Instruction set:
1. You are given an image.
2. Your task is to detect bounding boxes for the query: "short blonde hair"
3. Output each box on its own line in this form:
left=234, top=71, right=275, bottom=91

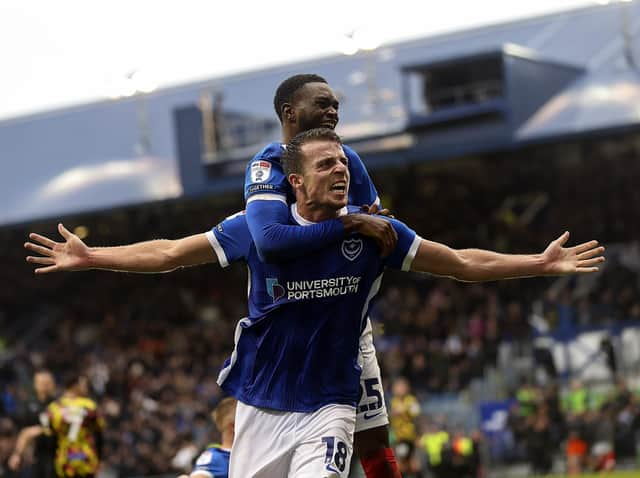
left=211, top=397, right=237, bottom=432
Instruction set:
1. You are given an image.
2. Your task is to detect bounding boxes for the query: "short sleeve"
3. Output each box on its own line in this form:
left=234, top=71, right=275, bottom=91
left=383, top=218, right=421, bottom=271
left=191, top=449, right=215, bottom=476
left=206, top=211, right=252, bottom=268
left=343, top=145, right=380, bottom=207
left=244, top=145, right=289, bottom=203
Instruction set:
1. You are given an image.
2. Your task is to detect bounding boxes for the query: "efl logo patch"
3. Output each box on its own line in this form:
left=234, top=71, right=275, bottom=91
left=341, top=238, right=363, bottom=261
left=250, top=160, right=271, bottom=183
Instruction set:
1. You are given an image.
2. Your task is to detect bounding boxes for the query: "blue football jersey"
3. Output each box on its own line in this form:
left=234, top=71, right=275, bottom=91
left=206, top=205, right=420, bottom=412
left=244, top=142, right=380, bottom=207
left=191, top=444, right=230, bottom=478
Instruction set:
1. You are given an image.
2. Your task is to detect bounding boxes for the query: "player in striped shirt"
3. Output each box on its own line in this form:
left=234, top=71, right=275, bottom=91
left=46, top=373, right=104, bottom=478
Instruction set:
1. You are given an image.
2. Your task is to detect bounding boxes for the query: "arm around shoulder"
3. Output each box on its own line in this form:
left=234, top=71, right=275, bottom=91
left=245, top=199, right=345, bottom=262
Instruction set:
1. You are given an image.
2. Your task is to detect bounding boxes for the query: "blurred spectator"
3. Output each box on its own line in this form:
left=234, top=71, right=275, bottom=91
left=525, top=410, right=553, bottom=475
left=565, top=429, right=588, bottom=475
left=0, top=419, right=18, bottom=478
left=8, top=369, right=57, bottom=478
left=515, top=381, right=538, bottom=419
left=563, top=380, right=589, bottom=416
left=390, top=377, right=421, bottom=476
left=591, top=441, right=616, bottom=473
left=450, top=430, right=478, bottom=478
left=600, top=336, right=617, bottom=379
left=418, top=422, right=449, bottom=478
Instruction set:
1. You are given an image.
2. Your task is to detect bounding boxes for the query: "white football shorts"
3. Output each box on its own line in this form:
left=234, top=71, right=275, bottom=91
left=230, top=401, right=356, bottom=478
left=355, top=318, right=389, bottom=433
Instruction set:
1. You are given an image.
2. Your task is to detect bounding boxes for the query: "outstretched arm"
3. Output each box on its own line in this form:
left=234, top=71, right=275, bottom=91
left=410, top=231, right=605, bottom=281
left=25, top=223, right=217, bottom=274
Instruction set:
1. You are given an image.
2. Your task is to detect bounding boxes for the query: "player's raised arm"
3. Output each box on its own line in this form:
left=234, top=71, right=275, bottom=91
left=409, top=231, right=605, bottom=281
left=25, top=223, right=217, bottom=274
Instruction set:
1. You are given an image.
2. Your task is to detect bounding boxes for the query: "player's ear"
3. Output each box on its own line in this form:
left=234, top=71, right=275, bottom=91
left=282, top=103, right=295, bottom=123
left=288, top=172, right=303, bottom=189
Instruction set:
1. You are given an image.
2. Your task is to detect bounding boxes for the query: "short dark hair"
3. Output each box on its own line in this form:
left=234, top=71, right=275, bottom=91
left=273, top=74, right=328, bottom=122
left=62, top=370, right=87, bottom=390
left=281, top=128, right=342, bottom=176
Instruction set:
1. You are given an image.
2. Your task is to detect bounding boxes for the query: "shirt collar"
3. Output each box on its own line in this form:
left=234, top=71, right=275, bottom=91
left=291, top=203, right=348, bottom=226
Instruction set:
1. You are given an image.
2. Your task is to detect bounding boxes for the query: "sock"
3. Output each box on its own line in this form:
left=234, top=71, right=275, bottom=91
left=360, top=447, right=402, bottom=478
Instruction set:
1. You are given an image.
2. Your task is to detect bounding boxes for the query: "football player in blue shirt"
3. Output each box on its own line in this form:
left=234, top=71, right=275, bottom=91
left=244, top=74, right=402, bottom=478
left=26, top=128, right=605, bottom=477
left=178, top=398, right=236, bottom=478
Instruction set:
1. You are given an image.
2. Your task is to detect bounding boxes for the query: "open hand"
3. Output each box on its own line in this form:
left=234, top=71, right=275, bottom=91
left=25, top=223, right=91, bottom=274
left=541, top=231, right=605, bottom=275
left=8, top=452, right=21, bottom=471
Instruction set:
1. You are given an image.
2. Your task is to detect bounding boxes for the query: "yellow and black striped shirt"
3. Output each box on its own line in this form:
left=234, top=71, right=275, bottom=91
left=46, top=396, right=104, bottom=477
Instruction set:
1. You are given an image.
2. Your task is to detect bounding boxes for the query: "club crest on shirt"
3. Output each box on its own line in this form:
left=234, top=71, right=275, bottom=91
left=341, top=238, right=363, bottom=261
left=250, top=160, right=271, bottom=183
left=266, top=278, right=285, bottom=302
left=195, top=450, right=213, bottom=465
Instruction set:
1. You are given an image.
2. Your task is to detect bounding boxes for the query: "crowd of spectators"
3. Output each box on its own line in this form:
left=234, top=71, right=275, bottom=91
left=503, top=379, right=640, bottom=475
left=0, top=134, right=639, bottom=477
left=2, top=270, right=244, bottom=477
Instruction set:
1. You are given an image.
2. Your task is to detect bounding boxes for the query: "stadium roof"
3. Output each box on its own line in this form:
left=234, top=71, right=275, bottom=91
left=517, top=69, right=640, bottom=142
left=2, top=2, right=640, bottom=226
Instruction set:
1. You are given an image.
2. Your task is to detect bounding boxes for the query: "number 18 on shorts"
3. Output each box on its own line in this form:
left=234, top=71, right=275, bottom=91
left=230, top=402, right=355, bottom=477
left=322, top=436, right=350, bottom=475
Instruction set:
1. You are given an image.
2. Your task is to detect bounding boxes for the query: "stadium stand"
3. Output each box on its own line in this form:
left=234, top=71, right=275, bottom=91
left=2, top=3, right=640, bottom=477
left=2, top=130, right=640, bottom=477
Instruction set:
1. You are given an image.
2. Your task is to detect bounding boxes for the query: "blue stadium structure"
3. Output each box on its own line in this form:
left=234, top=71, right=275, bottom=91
left=4, top=5, right=640, bottom=478
left=2, top=2, right=640, bottom=226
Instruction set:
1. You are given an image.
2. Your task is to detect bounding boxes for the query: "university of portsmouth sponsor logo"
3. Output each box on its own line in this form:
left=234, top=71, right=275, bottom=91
left=285, top=276, right=361, bottom=300
left=250, top=160, right=271, bottom=183
left=266, top=278, right=285, bottom=302
left=341, top=238, right=363, bottom=262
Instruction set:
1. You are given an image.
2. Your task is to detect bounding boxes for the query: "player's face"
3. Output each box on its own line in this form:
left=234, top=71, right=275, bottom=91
left=76, top=376, right=89, bottom=396
left=34, top=372, right=55, bottom=399
left=298, top=140, right=349, bottom=210
left=292, top=83, right=340, bottom=132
